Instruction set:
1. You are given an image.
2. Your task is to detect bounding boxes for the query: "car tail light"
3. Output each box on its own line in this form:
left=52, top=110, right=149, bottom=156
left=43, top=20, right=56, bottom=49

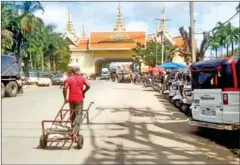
left=223, top=93, right=228, bottom=105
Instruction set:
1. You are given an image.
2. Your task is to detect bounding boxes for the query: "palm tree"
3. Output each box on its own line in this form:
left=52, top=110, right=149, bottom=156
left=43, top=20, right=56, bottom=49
left=14, top=1, right=44, bottom=68
left=17, top=2, right=44, bottom=35
left=207, top=36, right=220, bottom=58
left=1, top=2, right=18, bottom=53
left=224, top=23, right=238, bottom=56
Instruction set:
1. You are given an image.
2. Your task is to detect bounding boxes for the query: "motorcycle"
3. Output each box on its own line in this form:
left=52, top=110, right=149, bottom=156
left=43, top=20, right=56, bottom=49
left=168, top=80, right=182, bottom=103
left=162, top=77, right=172, bottom=99
left=143, top=76, right=151, bottom=87
left=179, top=85, right=192, bottom=116
left=111, top=73, right=116, bottom=82
left=179, top=74, right=192, bottom=116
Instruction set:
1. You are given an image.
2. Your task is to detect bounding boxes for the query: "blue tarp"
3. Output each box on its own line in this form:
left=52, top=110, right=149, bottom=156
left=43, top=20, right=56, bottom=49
left=159, top=62, right=186, bottom=69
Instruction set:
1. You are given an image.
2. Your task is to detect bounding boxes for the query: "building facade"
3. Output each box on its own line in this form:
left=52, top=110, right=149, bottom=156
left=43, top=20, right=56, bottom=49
left=64, top=4, right=187, bottom=74
left=63, top=3, right=146, bottom=74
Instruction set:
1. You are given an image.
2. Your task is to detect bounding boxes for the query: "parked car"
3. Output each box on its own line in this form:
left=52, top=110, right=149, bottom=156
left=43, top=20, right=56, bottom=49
left=37, top=73, right=52, bottom=86
left=100, top=68, right=110, bottom=80
left=52, top=74, right=65, bottom=85
left=26, top=71, right=39, bottom=85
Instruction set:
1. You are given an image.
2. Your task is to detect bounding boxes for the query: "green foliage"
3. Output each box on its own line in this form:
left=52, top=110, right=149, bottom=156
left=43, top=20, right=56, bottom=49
left=132, top=40, right=178, bottom=67
left=1, top=1, right=70, bottom=72
left=229, top=48, right=240, bottom=57
left=205, top=22, right=240, bottom=57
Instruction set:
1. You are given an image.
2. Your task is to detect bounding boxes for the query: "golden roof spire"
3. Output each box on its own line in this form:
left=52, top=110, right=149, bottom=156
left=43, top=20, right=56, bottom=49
left=65, top=9, right=75, bottom=35
left=161, top=7, right=166, bottom=21
left=159, top=7, right=168, bottom=33
left=81, top=23, right=87, bottom=39
left=113, top=2, right=126, bottom=32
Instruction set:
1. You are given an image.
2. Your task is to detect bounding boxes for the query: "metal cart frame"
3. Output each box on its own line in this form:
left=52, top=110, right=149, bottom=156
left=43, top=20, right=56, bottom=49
left=39, top=102, right=94, bottom=149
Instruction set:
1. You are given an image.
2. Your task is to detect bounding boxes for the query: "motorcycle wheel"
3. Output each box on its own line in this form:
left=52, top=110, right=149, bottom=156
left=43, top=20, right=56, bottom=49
left=187, top=109, right=192, bottom=117
left=163, top=93, right=169, bottom=99
left=169, top=96, right=174, bottom=103
left=174, top=99, right=181, bottom=108
left=180, top=104, right=189, bottom=113
left=143, top=82, right=147, bottom=87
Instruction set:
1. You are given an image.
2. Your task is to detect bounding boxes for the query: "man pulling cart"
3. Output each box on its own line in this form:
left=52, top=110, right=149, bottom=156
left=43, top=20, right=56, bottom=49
left=63, top=65, right=90, bottom=137
left=39, top=65, right=91, bottom=149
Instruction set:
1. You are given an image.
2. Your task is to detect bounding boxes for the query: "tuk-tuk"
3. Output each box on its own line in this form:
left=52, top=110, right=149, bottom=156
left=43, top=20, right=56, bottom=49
left=188, top=57, right=240, bottom=130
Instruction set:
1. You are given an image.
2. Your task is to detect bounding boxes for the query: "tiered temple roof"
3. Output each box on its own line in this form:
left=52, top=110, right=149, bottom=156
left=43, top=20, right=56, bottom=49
left=64, top=3, right=145, bottom=51
left=63, top=4, right=186, bottom=51
left=113, top=2, right=126, bottom=32
left=155, top=7, right=174, bottom=45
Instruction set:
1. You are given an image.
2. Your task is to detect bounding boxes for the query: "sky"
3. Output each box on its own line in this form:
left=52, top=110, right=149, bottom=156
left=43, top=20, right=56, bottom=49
left=35, top=1, right=239, bottom=58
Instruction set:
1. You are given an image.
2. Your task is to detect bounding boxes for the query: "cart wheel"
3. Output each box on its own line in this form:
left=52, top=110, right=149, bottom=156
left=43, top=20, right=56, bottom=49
left=40, top=135, right=47, bottom=149
left=77, top=134, right=84, bottom=149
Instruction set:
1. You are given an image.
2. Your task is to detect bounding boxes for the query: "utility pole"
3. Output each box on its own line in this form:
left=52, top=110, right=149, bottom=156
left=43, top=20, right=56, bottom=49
left=190, top=2, right=196, bottom=63
left=155, top=39, right=158, bottom=67
left=161, top=31, right=164, bottom=64
left=154, top=15, right=171, bottom=65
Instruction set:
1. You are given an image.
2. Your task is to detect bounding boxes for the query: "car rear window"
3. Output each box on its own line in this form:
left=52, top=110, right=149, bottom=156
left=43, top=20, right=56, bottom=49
left=40, top=74, right=49, bottom=78
left=55, top=74, right=63, bottom=78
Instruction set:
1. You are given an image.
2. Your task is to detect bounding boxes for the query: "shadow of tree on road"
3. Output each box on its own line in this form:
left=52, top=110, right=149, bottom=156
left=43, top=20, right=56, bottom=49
left=153, top=92, right=240, bottom=157
left=83, top=105, right=239, bottom=164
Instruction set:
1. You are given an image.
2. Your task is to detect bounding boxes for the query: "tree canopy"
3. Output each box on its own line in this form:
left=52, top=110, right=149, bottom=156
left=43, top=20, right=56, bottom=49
left=132, top=40, right=178, bottom=67
left=1, top=1, right=70, bottom=72
left=205, top=22, right=240, bottom=57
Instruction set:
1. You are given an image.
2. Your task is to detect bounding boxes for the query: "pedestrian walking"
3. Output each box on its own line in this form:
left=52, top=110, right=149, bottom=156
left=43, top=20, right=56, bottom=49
left=60, top=72, right=68, bottom=89
left=63, top=66, right=90, bottom=137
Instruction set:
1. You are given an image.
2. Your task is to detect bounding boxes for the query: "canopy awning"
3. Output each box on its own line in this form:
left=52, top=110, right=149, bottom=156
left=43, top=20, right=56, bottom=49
left=159, top=62, right=185, bottom=69
left=147, top=67, right=165, bottom=73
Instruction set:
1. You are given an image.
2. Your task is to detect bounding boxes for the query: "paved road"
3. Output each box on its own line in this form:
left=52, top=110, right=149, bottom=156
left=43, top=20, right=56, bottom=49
left=2, top=80, right=239, bottom=164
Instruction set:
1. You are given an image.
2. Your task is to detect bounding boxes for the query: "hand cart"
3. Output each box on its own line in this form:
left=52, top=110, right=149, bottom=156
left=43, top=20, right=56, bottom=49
left=39, top=102, right=94, bottom=149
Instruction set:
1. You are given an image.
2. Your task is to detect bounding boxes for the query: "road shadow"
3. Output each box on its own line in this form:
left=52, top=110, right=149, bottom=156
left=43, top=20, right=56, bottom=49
left=152, top=89, right=240, bottom=158
left=82, top=105, right=239, bottom=164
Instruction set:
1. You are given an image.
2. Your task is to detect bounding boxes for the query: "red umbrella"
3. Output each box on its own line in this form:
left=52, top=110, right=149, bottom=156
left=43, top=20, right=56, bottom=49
left=148, top=67, right=165, bottom=73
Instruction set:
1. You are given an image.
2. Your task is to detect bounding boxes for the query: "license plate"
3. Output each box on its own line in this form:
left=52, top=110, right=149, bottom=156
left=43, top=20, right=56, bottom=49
left=201, top=108, right=216, bottom=116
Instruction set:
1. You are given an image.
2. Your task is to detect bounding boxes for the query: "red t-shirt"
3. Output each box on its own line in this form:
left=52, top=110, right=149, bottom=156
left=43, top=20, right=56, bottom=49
left=65, top=75, right=87, bottom=102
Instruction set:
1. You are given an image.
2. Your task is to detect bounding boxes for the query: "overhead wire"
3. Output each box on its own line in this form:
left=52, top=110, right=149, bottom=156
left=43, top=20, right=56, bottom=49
left=194, top=10, right=240, bottom=35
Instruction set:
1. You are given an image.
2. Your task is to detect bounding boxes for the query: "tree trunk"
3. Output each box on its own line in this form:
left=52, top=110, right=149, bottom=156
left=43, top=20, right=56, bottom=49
left=46, top=55, right=51, bottom=71
left=215, top=49, right=218, bottom=58
left=53, top=56, right=56, bottom=71
left=226, top=45, right=229, bottom=56
left=231, top=42, right=234, bottom=56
